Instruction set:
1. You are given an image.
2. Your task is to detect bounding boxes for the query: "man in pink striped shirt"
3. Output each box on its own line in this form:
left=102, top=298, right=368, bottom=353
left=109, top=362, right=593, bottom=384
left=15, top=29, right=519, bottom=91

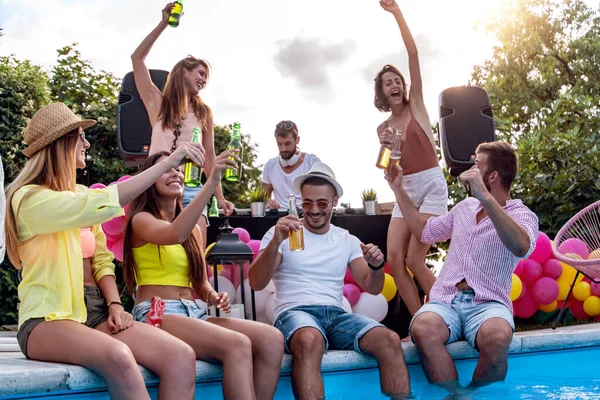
left=386, top=141, right=538, bottom=390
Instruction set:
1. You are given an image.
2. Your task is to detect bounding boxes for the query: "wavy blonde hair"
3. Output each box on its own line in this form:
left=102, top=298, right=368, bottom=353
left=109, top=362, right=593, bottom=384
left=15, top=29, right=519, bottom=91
left=4, top=132, right=79, bottom=268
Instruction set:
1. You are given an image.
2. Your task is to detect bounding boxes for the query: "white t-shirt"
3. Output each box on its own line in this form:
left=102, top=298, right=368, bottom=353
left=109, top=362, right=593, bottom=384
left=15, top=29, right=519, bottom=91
left=261, top=153, right=321, bottom=208
left=260, top=224, right=364, bottom=318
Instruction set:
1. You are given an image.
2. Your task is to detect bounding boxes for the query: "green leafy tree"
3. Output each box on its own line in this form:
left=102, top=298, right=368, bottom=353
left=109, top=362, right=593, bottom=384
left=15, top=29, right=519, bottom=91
left=470, top=0, right=600, bottom=235
left=51, top=44, right=134, bottom=186
left=213, top=124, right=262, bottom=208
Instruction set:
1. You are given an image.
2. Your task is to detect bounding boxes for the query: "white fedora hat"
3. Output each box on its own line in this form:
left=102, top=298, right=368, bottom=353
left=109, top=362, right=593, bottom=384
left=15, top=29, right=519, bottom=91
left=293, top=162, right=343, bottom=197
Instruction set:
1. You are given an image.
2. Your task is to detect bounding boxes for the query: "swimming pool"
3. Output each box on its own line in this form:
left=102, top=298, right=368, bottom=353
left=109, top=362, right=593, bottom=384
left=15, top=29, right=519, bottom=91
left=7, top=345, right=599, bottom=399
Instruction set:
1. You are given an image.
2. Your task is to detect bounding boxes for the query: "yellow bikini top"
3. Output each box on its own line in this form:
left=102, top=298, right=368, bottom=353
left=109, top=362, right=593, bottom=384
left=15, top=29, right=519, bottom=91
left=132, top=242, right=192, bottom=288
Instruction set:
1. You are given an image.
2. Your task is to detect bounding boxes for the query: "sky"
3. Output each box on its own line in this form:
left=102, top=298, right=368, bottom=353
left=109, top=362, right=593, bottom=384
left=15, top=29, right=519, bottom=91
left=1, top=0, right=594, bottom=207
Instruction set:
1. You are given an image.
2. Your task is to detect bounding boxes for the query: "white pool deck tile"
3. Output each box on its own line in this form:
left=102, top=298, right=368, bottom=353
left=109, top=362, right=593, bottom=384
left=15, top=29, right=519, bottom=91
left=1, top=323, right=599, bottom=397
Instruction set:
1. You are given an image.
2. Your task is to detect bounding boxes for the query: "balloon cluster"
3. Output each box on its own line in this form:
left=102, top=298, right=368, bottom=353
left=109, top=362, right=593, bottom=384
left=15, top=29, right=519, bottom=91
left=511, top=232, right=600, bottom=321
left=90, top=175, right=133, bottom=261
left=342, top=263, right=399, bottom=322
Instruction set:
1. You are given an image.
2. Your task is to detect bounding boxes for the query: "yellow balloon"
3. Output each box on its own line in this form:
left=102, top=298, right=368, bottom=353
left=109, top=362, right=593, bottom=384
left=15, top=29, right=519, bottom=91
left=558, top=263, right=584, bottom=284
left=204, top=242, right=216, bottom=257
left=380, top=273, right=397, bottom=302
left=539, top=300, right=558, bottom=313
left=510, top=273, right=523, bottom=301
left=583, top=296, right=600, bottom=317
left=589, top=249, right=600, bottom=260
left=557, top=280, right=571, bottom=301
left=573, top=281, right=591, bottom=301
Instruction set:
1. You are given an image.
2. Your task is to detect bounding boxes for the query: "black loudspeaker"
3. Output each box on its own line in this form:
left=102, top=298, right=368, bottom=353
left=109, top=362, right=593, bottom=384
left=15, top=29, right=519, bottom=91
left=438, top=86, right=495, bottom=177
left=117, top=69, right=169, bottom=166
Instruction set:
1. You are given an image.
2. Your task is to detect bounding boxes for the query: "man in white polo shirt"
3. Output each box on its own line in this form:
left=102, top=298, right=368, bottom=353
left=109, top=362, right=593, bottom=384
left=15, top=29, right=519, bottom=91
left=261, top=120, right=321, bottom=210
left=250, top=162, right=410, bottom=399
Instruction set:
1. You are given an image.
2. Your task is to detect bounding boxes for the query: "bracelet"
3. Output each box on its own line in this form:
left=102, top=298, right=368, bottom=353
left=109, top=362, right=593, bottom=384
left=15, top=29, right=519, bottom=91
left=107, top=301, right=124, bottom=309
left=206, top=289, right=216, bottom=305
left=368, top=261, right=385, bottom=271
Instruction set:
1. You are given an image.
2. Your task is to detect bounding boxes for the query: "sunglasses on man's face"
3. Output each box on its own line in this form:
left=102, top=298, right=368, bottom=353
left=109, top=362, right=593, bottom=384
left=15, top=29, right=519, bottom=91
left=301, top=200, right=330, bottom=210
left=276, top=121, right=295, bottom=130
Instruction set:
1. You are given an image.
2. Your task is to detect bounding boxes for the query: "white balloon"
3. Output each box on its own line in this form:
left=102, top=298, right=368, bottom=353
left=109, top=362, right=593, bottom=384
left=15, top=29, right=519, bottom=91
left=341, top=296, right=353, bottom=313
left=264, top=293, right=277, bottom=324
left=234, top=279, right=273, bottom=318
left=352, top=293, right=388, bottom=322
left=209, top=275, right=235, bottom=301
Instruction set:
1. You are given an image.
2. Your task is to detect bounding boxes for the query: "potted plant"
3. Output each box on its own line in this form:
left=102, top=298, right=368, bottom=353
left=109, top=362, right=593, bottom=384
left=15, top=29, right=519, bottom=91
left=249, top=188, right=269, bottom=217
left=361, top=189, right=378, bottom=216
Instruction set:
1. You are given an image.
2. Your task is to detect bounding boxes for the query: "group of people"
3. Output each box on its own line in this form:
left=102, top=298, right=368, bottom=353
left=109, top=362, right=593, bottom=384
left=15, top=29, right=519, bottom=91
left=0, top=0, right=540, bottom=399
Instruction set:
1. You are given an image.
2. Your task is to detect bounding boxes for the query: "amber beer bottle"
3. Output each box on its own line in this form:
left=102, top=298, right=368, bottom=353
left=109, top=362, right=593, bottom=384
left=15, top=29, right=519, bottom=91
left=287, top=194, right=304, bottom=251
left=224, top=122, right=243, bottom=182
left=184, top=127, right=202, bottom=187
left=386, top=129, right=402, bottom=178
left=168, top=0, right=183, bottom=28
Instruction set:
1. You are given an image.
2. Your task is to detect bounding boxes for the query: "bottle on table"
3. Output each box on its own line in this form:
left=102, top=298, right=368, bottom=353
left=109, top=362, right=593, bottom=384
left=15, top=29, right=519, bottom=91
left=209, top=196, right=219, bottom=217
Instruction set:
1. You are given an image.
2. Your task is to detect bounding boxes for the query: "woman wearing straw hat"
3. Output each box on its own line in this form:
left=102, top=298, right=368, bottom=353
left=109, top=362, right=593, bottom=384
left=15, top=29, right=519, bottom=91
left=131, top=2, right=235, bottom=249
left=4, top=103, right=206, bottom=399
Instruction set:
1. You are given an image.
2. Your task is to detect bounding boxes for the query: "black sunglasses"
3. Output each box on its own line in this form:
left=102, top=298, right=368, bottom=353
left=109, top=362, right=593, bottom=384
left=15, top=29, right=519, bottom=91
left=276, top=121, right=295, bottom=130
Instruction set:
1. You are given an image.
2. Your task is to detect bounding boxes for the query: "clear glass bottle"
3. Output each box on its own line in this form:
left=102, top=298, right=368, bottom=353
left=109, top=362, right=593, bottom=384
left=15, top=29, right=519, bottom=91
left=287, top=194, right=304, bottom=251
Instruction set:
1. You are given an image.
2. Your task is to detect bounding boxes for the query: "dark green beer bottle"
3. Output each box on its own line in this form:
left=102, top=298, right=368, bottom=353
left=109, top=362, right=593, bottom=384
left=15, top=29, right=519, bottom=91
left=224, top=122, right=243, bottom=182
left=168, top=0, right=183, bottom=28
left=184, top=127, right=202, bottom=187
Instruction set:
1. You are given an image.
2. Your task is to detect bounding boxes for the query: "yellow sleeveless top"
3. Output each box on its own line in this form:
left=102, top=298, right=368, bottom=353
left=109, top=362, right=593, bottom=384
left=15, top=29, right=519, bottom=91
left=133, top=243, right=192, bottom=288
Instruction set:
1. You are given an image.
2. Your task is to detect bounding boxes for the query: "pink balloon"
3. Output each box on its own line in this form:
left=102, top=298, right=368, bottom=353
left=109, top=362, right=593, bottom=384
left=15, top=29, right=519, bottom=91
left=521, top=259, right=543, bottom=286
left=247, top=240, right=261, bottom=261
left=110, top=237, right=124, bottom=262
left=514, top=293, right=538, bottom=318
left=531, top=277, right=559, bottom=305
left=102, top=216, right=126, bottom=236
left=542, top=259, right=563, bottom=280
left=590, top=282, right=600, bottom=297
left=514, top=259, right=525, bottom=276
left=529, top=232, right=552, bottom=263
left=517, top=283, right=527, bottom=301
left=345, top=268, right=357, bottom=285
left=232, top=227, right=251, bottom=244
left=89, top=183, right=106, bottom=190
left=558, top=238, right=590, bottom=259
left=117, top=175, right=132, bottom=183
left=343, top=284, right=361, bottom=306
left=123, top=204, right=131, bottom=216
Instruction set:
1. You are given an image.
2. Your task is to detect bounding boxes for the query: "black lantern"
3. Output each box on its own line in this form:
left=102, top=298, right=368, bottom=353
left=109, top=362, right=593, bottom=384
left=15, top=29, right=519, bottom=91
left=205, top=219, right=256, bottom=319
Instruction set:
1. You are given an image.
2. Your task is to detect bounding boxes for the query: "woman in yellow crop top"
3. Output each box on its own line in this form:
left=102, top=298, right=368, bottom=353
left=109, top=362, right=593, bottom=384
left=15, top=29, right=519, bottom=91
left=124, top=151, right=285, bottom=400
left=373, top=0, right=449, bottom=318
left=4, top=103, right=206, bottom=399
left=131, top=2, right=235, bottom=248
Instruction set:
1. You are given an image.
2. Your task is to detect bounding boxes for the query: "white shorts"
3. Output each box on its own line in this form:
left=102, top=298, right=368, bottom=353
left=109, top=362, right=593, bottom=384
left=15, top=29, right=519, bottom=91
left=392, top=166, right=448, bottom=218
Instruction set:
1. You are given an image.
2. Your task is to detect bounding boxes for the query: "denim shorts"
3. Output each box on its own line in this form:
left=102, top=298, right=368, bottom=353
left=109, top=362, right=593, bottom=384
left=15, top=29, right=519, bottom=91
left=132, top=298, right=209, bottom=323
left=274, top=305, right=384, bottom=354
left=410, top=290, right=514, bottom=349
left=392, top=166, right=448, bottom=218
left=182, top=184, right=209, bottom=225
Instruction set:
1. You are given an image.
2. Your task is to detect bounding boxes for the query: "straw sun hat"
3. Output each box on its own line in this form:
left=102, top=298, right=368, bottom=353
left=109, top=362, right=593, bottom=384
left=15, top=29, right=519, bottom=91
left=22, top=103, right=96, bottom=158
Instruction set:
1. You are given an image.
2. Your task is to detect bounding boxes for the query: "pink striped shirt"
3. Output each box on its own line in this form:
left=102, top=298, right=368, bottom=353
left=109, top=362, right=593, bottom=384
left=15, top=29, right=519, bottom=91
left=423, top=197, right=539, bottom=311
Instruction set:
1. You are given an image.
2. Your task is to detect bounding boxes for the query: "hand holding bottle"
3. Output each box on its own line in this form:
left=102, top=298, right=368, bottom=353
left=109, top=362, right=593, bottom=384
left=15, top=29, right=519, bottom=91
left=168, top=142, right=206, bottom=169
left=161, top=2, right=175, bottom=25
left=378, top=125, right=395, bottom=146
left=208, top=149, right=240, bottom=182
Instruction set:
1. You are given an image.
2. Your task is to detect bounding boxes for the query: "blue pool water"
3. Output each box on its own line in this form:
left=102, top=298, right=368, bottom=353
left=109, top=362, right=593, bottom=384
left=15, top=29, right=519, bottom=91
left=9, top=346, right=600, bottom=399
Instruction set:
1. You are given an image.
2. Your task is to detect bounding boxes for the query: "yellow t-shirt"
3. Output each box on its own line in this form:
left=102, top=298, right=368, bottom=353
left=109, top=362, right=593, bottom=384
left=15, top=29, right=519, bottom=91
left=13, top=184, right=124, bottom=328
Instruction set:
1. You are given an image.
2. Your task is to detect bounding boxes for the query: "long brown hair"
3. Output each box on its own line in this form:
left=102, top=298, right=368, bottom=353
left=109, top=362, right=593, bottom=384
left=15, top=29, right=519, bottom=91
left=158, top=56, right=213, bottom=134
left=122, top=152, right=205, bottom=295
left=373, top=64, right=409, bottom=112
left=5, top=132, right=79, bottom=268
